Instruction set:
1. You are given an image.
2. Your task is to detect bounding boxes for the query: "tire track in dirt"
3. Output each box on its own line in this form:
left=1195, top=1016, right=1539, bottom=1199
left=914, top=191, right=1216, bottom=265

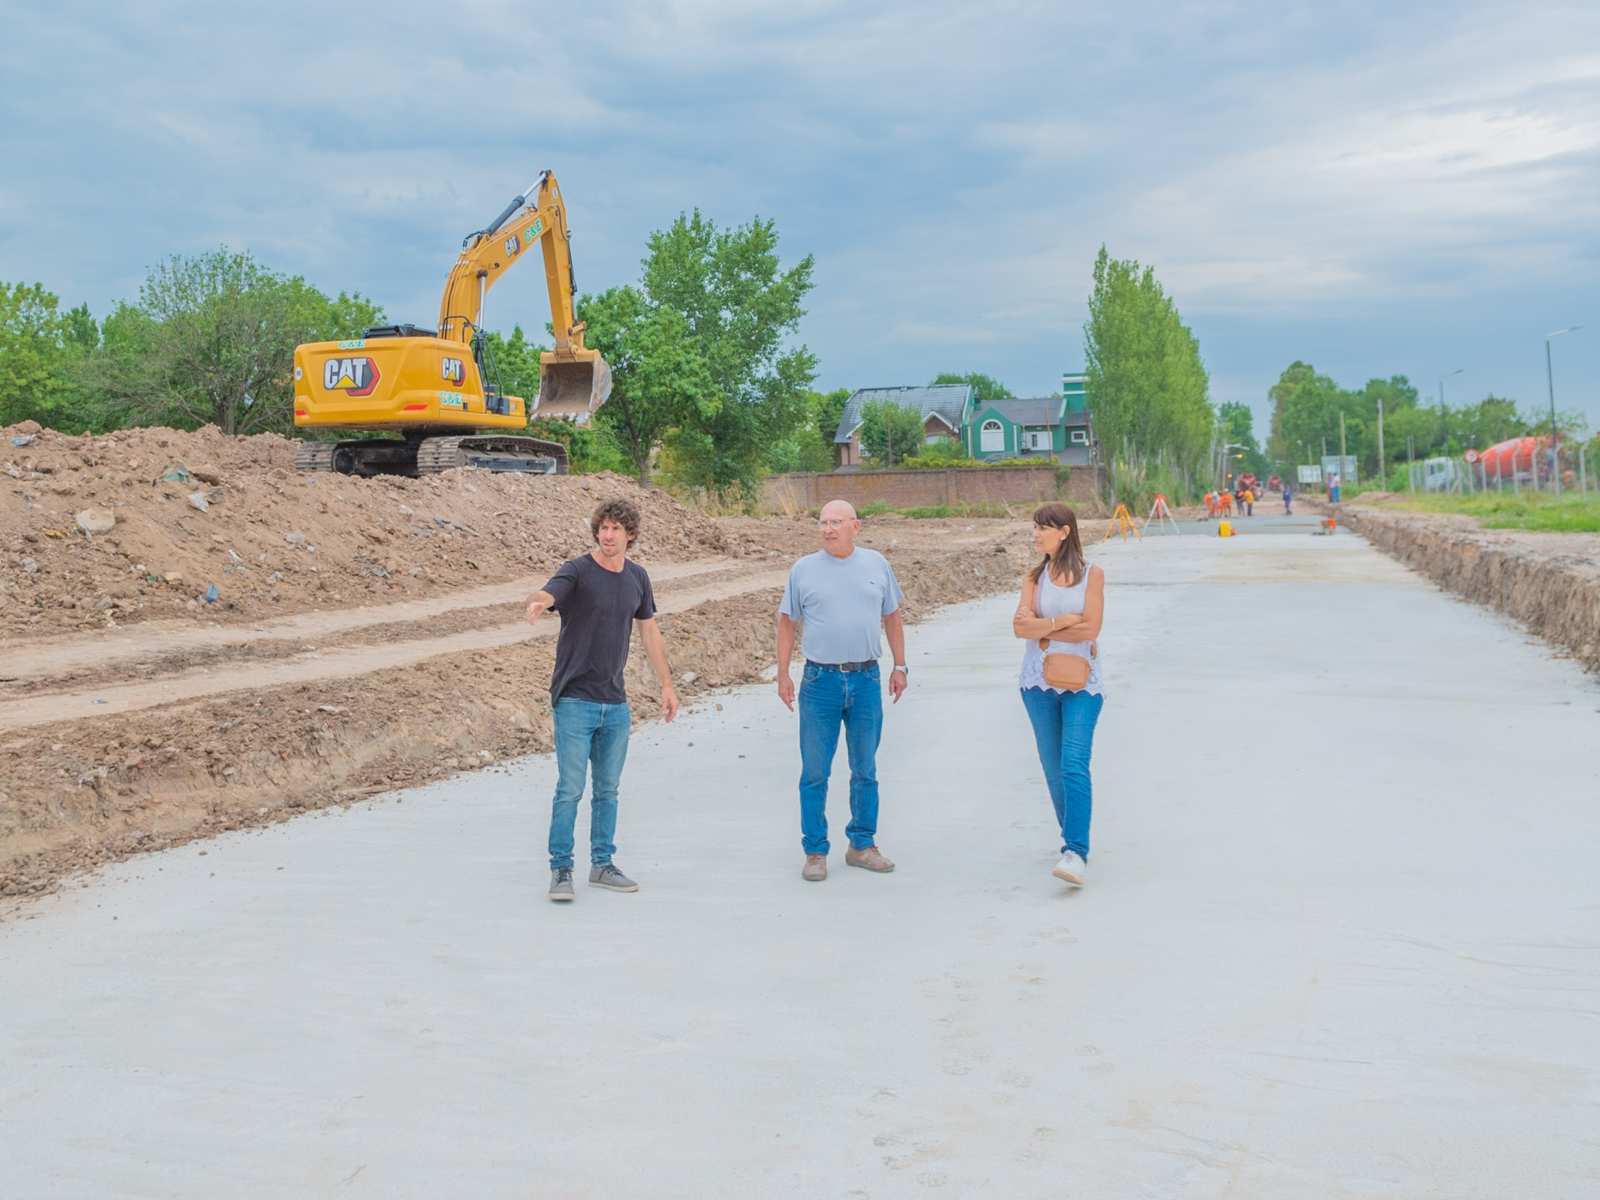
left=1, top=565, right=794, bottom=733
left=0, top=557, right=734, bottom=683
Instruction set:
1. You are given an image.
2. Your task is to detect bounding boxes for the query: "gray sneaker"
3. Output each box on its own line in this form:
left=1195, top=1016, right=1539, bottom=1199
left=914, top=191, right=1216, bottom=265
left=589, top=863, right=639, bottom=892
left=548, top=867, right=575, bottom=902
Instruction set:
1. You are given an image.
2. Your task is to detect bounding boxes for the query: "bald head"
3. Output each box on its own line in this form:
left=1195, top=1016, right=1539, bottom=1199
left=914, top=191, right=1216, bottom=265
left=820, top=499, right=857, bottom=522
left=818, top=498, right=861, bottom=557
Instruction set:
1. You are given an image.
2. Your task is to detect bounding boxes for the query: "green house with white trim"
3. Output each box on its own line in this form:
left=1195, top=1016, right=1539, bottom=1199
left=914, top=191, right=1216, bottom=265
left=964, top=373, right=1095, bottom=465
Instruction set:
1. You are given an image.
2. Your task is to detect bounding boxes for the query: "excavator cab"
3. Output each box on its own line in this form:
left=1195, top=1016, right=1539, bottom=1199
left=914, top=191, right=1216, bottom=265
left=536, top=348, right=612, bottom=422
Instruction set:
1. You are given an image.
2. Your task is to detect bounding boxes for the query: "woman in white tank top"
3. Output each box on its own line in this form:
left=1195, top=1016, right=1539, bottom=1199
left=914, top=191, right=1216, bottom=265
left=1011, top=503, right=1105, bottom=888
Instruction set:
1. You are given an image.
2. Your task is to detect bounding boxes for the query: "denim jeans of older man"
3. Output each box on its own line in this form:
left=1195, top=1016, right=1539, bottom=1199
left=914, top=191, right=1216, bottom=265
left=797, top=662, right=883, bottom=856
left=548, top=696, right=631, bottom=871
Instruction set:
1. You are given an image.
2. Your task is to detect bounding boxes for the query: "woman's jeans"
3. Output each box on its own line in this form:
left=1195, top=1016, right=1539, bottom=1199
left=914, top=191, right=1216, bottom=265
left=548, top=697, right=631, bottom=870
left=1019, top=688, right=1105, bottom=859
left=798, top=662, right=883, bottom=855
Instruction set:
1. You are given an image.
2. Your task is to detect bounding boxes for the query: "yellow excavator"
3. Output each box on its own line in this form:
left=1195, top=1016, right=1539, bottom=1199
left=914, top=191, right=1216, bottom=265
left=291, top=170, right=611, bottom=475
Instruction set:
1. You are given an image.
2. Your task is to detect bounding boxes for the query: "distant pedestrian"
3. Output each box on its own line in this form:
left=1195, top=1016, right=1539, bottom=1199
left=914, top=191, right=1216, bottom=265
left=1282, top=483, right=1293, bottom=514
left=525, top=499, right=680, bottom=903
left=1243, top=488, right=1255, bottom=516
left=776, top=500, right=908, bottom=882
left=1328, top=472, right=1342, bottom=505
left=1013, top=503, right=1105, bottom=889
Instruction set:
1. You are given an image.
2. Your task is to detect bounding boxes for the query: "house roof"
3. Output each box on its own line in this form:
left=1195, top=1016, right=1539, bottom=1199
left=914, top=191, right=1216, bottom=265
left=835, top=385, right=972, bottom=443
left=982, top=396, right=1065, bottom=427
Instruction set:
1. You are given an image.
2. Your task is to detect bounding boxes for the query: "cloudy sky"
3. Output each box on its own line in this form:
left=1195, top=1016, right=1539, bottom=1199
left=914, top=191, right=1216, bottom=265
left=3, top=1, right=1597, bottom=440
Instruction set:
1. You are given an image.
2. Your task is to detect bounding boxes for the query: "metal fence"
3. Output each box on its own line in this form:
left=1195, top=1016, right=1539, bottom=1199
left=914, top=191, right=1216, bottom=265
left=1400, top=443, right=1594, bottom=496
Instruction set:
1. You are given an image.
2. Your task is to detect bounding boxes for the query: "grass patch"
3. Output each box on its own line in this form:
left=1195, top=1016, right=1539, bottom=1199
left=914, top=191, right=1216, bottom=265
left=895, top=502, right=1016, bottom=519
left=1387, top=491, right=1600, bottom=533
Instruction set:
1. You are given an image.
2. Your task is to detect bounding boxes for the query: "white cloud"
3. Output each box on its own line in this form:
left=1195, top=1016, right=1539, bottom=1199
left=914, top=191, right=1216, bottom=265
left=2, top=0, right=1597, bottom=420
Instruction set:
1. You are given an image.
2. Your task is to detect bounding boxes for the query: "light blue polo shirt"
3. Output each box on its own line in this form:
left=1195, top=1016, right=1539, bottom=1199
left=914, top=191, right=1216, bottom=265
left=779, top=547, right=904, bottom=664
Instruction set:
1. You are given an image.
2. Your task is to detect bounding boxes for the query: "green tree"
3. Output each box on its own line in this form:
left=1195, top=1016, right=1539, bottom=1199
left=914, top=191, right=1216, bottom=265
left=580, top=285, right=711, bottom=485
left=117, top=250, right=382, bottom=435
left=812, top=386, right=851, bottom=448
left=1453, top=395, right=1524, bottom=449
left=480, top=324, right=544, bottom=402
left=930, top=371, right=1011, bottom=404
left=1216, top=401, right=1267, bottom=478
left=643, top=211, right=817, bottom=496
left=1266, top=361, right=1360, bottom=469
left=0, top=281, right=70, bottom=430
left=860, top=398, right=923, bottom=465
left=1083, top=246, right=1212, bottom=489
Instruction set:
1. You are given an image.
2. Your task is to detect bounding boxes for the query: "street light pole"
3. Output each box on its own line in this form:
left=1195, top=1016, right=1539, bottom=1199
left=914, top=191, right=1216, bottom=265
left=1437, top=367, right=1463, bottom=409
left=1546, top=325, right=1581, bottom=495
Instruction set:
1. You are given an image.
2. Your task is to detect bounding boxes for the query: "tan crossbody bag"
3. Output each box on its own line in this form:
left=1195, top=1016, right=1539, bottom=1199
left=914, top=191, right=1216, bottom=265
left=1038, top=636, right=1098, bottom=691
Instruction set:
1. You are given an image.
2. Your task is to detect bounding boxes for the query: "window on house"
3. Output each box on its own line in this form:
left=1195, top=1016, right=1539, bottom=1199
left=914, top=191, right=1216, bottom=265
left=979, top=419, right=1003, bottom=453
left=1070, top=429, right=1089, bottom=445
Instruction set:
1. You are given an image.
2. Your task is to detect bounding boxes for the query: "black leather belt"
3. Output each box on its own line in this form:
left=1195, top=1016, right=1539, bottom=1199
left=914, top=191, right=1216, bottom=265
left=806, top=659, right=877, bottom=673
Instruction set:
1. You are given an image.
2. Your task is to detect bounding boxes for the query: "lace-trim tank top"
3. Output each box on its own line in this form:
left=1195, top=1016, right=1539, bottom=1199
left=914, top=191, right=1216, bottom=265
left=1018, top=567, right=1103, bottom=696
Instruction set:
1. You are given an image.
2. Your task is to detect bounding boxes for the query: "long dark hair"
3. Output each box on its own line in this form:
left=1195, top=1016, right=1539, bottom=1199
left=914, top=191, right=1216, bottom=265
left=1029, top=502, right=1086, bottom=586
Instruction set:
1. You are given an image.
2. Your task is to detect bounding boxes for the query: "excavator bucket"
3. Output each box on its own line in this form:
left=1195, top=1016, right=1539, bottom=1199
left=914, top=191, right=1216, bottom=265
left=535, top=349, right=612, bottom=421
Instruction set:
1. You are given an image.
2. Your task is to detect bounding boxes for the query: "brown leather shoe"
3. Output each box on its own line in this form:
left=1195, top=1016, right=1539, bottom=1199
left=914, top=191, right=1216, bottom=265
left=845, top=845, right=895, bottom=873
left=802, top=854, right=827, bottom=882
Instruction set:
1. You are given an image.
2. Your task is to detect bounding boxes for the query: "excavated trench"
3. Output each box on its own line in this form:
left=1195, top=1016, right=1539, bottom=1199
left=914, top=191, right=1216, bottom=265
left=1334, top=505, right=1600, bottom=675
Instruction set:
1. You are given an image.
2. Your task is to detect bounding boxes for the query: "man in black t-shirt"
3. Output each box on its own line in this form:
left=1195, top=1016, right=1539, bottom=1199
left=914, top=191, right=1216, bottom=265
left=526, top=499, right=679, bottom=902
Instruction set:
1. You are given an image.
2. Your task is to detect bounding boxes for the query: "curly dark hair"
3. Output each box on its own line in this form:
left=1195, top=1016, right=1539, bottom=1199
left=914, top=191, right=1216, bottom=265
left=590, top=498, right=641, bottom=547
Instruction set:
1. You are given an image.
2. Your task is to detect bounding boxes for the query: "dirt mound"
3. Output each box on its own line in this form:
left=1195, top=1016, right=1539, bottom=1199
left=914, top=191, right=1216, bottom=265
left=1, top=422, right=730, bottom=640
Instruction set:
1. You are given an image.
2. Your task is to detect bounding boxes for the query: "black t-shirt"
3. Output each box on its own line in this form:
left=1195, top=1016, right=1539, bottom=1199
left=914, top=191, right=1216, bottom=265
left=543, top=554, right=657, bottom=704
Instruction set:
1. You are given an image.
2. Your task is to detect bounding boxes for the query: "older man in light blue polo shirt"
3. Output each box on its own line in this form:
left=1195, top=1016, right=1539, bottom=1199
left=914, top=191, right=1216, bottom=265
left=776, top=499, right=908, bottom=882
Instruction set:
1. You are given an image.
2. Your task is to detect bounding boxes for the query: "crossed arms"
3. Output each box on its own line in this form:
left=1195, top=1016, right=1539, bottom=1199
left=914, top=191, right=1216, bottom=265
left=1012, top=567, right=1104, bottom=644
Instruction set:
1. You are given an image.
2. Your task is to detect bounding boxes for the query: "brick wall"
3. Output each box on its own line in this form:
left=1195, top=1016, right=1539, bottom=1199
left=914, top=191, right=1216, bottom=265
left=761, top=465, right=1104, bottom=514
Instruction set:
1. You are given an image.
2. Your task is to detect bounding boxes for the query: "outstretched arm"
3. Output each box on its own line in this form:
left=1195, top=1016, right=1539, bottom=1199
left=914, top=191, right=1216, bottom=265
left=525, top=589, right=556, bottom=623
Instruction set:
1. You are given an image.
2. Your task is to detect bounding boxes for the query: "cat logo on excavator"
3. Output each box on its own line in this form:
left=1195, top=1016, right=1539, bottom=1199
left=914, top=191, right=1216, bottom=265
left=323, top=356, right=381, bottom=396
left=442, top=356, right=466, bottom=385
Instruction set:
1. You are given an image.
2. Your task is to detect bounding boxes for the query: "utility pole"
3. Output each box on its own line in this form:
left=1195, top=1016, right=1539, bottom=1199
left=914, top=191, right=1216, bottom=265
left=1546, top=325, right=1582, bottom=495
left=1339, top=412, right=1348, bottom=482
left=1376, top=397, right=1385, bottom=485
left=1407, top=435, right=1416, bottom=493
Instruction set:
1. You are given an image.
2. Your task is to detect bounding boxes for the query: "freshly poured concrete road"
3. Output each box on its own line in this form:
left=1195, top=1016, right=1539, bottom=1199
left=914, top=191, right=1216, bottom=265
left=5, top=517, right=1600, bottom=1198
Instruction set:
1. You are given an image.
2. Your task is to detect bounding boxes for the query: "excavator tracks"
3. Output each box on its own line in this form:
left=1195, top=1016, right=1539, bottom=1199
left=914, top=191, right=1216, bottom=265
left=292, top=435, right=569, bottom=476
left=416, top=435, right=568, bottom=476
left=293, top=441, right=339, bottom=472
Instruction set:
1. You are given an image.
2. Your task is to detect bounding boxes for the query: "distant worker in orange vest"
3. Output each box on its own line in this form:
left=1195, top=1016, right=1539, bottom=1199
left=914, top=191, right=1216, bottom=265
left=1217, top=489, right=1233, bottom=516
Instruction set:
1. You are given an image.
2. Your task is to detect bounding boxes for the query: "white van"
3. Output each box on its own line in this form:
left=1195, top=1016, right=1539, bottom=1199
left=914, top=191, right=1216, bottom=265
left=1422, top=457, right=1458, bottom=492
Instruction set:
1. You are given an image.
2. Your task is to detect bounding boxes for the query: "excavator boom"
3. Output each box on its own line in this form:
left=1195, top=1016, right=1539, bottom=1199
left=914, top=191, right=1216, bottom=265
left=436, top=171, right=609, bottom=421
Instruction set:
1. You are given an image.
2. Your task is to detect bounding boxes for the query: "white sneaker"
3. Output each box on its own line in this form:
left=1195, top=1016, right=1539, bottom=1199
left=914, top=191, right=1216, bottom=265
left=1052, top=852, right=1086, bottom=887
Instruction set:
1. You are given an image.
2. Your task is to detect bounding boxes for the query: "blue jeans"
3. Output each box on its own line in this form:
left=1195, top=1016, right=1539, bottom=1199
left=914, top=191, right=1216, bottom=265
left=548, top=697, right=631, bottom=870
left=797, top=663, right=883, bottom=855
left=1020, top=687, right=1105, bottom=859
